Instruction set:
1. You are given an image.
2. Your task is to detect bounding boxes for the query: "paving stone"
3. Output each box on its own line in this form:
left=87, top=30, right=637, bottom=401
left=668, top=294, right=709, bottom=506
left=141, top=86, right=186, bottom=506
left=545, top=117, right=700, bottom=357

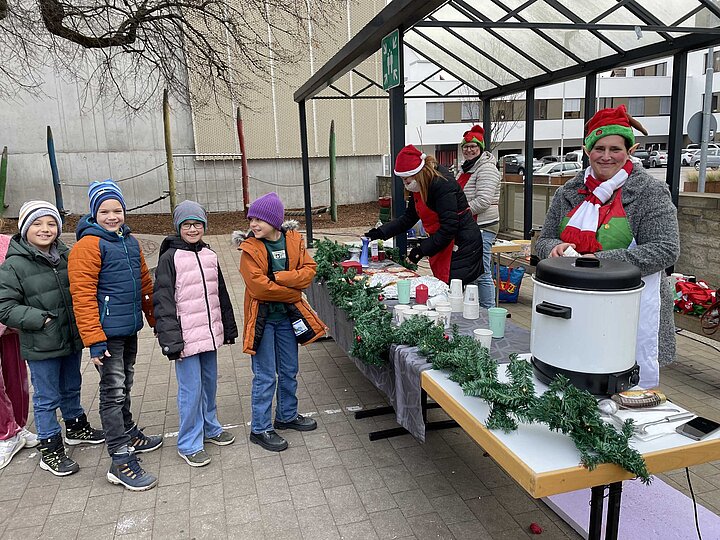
left=280, top=445, right=312, bottom=465
left=359, top=487, right=398, bottom=513
left=316, top=465, right=353, bottom=489
left=17, top=485, right=59, bottom=508
left=256, top=475, right=292, bottom=505
left=1, top=526, right=42, bottom=540
left=153, top=510, right=191, bottom=538
left=296, top=503, right=341, bottom=540
left=339, top=447, right=374, bottom=470
left=336, top=519, right=381, bottom=540
left=378, top=465, right=421, bottom=494
left=392, top=489, right=435, bottom=518
left=119, top=485, right=158, bottom=513
left=80, top=493, right=122, bottom=527
left=466, top=496, right=517, bottom=533
left=406, top=511, right=455, bottom=539
left=446, top=518, right=493, bottom=539
left=225, top=494, right=262, bottom=526
left=76, top=523, right=116, bottom=540
left=189, top=483, right=226, bottom=516
left=252, top=453, right=285, bottom=480
left=284, top=460, right=319, bottom=486
left=0, top=472, right=32, bottom=501
left=368, top=507, right=414, bottom=539
left=41, top=510, right=84, bottom=539
left=325, top=484, right=368, bottom=525
left=290, top=480, right=327, bottom=509
left=155, top=482, right=190, bottom=516
left=189, top=511, right=227, bottom=539
left=310, top=447, right=343, bottom=469
left=48, top=485, right=91, bottom=515
left=348, top=466, right=386, bottom=492
left=260, top=500, right=300, bottom=534
left=7, top=502, right=50, bottom=530
left=221, top=465, right=257, bottom=498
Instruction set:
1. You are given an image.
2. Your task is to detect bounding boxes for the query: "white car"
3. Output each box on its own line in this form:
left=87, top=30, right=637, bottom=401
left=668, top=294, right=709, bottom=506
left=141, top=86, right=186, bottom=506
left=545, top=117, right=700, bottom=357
left=534, top=162, right=582, bottom=176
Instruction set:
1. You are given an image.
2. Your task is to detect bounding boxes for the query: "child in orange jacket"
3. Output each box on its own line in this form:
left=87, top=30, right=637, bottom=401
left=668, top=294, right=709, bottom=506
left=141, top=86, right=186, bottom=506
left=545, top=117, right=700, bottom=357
left=236, top=192, right=325, bottom=452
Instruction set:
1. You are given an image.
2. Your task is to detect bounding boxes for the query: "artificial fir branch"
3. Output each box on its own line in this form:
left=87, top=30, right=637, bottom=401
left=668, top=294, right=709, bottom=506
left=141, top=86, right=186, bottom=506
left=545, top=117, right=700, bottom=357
left=312, top=239, right=650, bottom=482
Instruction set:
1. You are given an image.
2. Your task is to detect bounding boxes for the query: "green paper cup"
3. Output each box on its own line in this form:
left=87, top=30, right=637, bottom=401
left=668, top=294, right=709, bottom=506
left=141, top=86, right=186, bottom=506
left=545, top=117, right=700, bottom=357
left=397, top=279, right=411, bottom=304
left=487, top=307, right=508, bottom=338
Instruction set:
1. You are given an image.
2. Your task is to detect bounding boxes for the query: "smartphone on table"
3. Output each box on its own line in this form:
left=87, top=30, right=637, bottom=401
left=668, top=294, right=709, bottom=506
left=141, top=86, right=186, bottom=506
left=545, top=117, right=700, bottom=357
left=675, top=416, right=720, bottom=441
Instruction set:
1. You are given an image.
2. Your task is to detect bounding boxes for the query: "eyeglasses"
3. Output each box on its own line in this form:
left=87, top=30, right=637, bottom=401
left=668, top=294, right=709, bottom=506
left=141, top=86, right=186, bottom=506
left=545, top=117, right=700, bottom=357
left=180, top=222, right=204, bottom=231
left=463, top=144, right=480, bottom=151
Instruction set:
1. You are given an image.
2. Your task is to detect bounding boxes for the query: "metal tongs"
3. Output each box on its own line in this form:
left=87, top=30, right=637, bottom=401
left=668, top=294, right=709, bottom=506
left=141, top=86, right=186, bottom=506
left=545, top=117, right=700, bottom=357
left=632, top=412, right=695, bottom=435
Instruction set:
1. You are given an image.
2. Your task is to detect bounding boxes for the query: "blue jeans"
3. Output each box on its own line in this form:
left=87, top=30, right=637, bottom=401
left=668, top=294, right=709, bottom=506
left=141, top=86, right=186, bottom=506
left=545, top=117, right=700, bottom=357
left=175, top=350, right=223, bottom=455
left=477, top=228, right=497, bottom=309
left=96, top=335, right=137, bottom=455
left=251, top=318, right=299, bottom=434
left=26, top=352, right=85, bottom=439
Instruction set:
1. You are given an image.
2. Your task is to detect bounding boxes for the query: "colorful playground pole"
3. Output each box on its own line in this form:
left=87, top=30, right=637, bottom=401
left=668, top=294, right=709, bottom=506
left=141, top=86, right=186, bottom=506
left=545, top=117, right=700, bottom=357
left=46, top=127, right=65, bottom=213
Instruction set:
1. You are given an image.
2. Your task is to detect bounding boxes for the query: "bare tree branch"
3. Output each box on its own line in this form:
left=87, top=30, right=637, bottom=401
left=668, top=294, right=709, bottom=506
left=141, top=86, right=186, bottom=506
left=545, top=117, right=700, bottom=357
left=0, top=0, right=346, bottom=110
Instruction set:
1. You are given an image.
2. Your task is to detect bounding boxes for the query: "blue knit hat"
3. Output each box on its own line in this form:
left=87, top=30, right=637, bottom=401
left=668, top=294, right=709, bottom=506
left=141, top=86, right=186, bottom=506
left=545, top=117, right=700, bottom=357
left=247, top=192, right=284, bottom=230
left=88, top=179, right=126, bottom=218
left=173, top=200, right=207, bottom=234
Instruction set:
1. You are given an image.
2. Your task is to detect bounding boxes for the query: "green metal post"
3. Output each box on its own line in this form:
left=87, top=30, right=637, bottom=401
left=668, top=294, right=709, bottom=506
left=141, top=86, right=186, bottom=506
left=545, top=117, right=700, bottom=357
left=329, top=120, right=337, bottom=222
left=0, top=146, right=8, bottom=216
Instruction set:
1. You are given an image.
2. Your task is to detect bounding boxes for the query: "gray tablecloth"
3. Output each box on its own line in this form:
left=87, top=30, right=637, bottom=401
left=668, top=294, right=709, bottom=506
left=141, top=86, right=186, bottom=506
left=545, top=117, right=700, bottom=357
left=307, top=280, right=530, bottom=441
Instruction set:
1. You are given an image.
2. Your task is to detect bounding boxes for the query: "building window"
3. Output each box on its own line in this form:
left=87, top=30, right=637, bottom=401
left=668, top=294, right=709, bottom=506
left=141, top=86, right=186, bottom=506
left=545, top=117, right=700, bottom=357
left=461, top=101, right=480, bottom=122
left=704, top=51, right=720, bottom=72
left=534, top=99, right=548, bottom=120
left=659, top=97, right=671, bottom=116
left=599, top=97, right=613, bottom=109
left=611, top=68, right=626, bottom=77
left=633, top=62, right=667, bottom=76
left=564, top=98, right=582, bottom=119
left=427, top=103, right=444, bottom=124
left=628, top=97, right=645, bottom=117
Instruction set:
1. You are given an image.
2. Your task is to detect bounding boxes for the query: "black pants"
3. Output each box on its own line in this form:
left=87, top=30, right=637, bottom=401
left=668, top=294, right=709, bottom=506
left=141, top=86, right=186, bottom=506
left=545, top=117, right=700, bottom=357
left=96, top=335, right=137, bottom=455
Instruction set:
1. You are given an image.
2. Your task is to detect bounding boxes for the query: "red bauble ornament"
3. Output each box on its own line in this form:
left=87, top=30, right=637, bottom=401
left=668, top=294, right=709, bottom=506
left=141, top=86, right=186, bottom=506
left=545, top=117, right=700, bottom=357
left=378, top=294, right=385, bottom=301
left=443, top=334, right=449, bottom=340
left=529, top=522, right=543, bottom=534
left=356, top=335, right=362, bottom=342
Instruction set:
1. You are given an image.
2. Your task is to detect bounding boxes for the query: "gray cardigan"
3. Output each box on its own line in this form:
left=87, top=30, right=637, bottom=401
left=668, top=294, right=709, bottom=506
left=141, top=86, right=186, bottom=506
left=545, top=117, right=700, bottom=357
left=457, top=151, right=501, bottom=227
left=536, top=164, right=680, bottom=366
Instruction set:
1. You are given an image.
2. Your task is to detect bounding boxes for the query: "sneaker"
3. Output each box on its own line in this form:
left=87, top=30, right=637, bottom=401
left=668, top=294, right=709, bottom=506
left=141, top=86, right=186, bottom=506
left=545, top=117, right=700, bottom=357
left=178, top=449, right=211, bottom=467
left=19, top=428, right=39, bottom=448
left=204, top=431, right=235, bottom=446
left=0, top=434, right=26, bottom=471
left=65, top=414, right=105, bottom=446
left=249, top=430, right=288, bottom=452
left=127, top=426, right=163, bottom=453
left=273, top=414, right=317, bottom=432
left=38, top=434, right=79, bottom=476
left=107, top=447, right=158, bottom=491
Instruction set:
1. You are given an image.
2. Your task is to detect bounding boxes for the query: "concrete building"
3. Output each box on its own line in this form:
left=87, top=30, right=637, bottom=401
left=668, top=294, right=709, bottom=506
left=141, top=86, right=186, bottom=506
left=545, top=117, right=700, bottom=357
left=403, top=48, right=720, bottom=167
left=0, top=1, right=389, bottom=217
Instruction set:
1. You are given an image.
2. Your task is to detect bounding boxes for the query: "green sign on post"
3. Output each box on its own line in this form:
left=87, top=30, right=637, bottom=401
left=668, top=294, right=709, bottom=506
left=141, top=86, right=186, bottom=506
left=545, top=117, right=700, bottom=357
left=382, top=29, right=400, bottom=91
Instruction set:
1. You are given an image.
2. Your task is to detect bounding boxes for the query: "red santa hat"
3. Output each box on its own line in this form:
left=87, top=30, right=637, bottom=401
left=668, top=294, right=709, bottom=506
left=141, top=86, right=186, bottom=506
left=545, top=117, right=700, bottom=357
left=584, top=105, right=648, bottom=150
left=461, top=125, right=485, bottom=149
left=393, top=144, right=426, bottom=177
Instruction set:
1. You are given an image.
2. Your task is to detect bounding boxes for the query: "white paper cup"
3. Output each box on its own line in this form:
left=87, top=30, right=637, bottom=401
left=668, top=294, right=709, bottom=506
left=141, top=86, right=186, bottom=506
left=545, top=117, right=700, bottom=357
left=449, top=294, right=464, bottom=313
left=449, top=279, right=463, bottom=297
left=394, top=304, right=412, bottom=325
left=463, top=302, right=480, bottom=320
left=424, top=310, right=439, bottom=324
left=427, top=295, right=449, bottom=309
left=473, top=328, right=493, bottom=349
left=463, top=284, right=479, bottom=304
left=436, top=306, right=452, bottom=328
left=412, top=304, right=429, bottom=314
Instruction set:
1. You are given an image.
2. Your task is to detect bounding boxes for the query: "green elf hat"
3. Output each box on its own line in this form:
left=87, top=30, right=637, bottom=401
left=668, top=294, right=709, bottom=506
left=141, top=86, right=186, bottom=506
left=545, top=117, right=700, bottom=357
left=583, top=104, right=648, bottom=150
left=461, top=125, right=485, bottom=150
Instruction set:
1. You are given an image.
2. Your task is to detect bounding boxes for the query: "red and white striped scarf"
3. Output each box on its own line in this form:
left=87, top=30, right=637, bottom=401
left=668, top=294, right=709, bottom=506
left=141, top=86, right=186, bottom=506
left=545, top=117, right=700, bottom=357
left=560, top=160, right=633, bottom=254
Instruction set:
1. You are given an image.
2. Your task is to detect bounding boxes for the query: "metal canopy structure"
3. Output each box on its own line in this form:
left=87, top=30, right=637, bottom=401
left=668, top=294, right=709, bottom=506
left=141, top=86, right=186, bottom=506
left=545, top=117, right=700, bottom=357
left=295, top=0, right=720, bottom=245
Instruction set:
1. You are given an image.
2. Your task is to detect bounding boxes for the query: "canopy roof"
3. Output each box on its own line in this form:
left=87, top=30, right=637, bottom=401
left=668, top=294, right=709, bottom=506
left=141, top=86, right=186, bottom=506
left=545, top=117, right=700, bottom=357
left=296, top=0, right=720, bottom=103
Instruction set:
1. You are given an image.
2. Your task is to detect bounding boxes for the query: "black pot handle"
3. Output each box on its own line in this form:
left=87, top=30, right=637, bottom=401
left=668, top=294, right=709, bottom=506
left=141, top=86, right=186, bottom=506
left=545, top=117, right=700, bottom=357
left=535, top=301, right=572, bottom=319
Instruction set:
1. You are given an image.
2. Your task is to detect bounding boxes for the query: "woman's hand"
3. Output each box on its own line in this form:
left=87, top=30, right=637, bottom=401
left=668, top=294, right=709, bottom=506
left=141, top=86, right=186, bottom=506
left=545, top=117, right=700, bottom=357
left=364, top=228, right=382, bottom=241
left=549, top=242, right=576, bottom=257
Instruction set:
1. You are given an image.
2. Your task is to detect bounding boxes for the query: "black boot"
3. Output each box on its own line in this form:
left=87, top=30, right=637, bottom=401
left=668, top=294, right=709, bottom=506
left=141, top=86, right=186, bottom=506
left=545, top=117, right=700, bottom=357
left=39, top=434, right=79, bottom=476
left=65, top=413, right=105, bottom=446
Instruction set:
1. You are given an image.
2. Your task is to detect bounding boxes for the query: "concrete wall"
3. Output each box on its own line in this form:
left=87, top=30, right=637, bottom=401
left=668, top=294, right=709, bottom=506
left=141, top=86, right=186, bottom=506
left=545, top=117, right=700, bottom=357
left=676, top=192, right=720, bottom=288
left=1, top=64, right=382, bottom=216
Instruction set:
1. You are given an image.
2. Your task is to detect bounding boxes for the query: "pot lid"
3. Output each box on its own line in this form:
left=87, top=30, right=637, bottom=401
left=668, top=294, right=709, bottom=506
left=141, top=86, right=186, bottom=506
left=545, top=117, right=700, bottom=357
left=535, top=257, right=642, bottom=291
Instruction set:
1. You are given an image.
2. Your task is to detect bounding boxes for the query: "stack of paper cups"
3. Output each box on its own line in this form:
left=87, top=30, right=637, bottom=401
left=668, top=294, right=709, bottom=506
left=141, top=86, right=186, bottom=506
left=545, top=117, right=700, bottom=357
left=463, top=284, right=480, bottom=319
left=449, top=279, right=463, bottom=296
left=449, top=295, right=464, bottom=313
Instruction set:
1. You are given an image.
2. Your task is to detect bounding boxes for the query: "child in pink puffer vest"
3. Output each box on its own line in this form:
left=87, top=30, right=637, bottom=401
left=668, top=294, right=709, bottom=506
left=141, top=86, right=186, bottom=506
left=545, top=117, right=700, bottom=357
left=153, top=201, right=238, bottom=467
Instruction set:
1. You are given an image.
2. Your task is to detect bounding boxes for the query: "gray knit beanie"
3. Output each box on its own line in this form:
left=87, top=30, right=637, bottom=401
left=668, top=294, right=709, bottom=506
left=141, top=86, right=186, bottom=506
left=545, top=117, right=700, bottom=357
left=173, top=200, right=207, bottom=234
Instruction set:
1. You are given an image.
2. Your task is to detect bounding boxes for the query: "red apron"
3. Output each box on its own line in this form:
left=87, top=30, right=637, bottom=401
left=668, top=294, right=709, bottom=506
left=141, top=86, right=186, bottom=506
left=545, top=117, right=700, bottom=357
left=456, top=172, right=471, bottom=189
left=413, top=193, right=454, bottom=283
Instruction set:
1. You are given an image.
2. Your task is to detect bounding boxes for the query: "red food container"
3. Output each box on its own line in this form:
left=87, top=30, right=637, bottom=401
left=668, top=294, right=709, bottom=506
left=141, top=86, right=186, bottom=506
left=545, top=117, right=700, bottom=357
left=415, top=284, right=429, bottom=304
left=378, top=196, right=392, bottom=208
left=341, top=260, right=362, bottom=274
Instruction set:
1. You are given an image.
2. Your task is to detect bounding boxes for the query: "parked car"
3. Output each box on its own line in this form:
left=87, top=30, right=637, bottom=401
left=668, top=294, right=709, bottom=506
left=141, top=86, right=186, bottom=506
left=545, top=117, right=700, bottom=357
left=682, top=144, right=720, bottom=166
left=648, top=150, right=667, bottom=168
left=540, top=155, right=563, bottom=165
left=502, top=154, right=542, bottom=175
left=692, top=148, right=720, bottom=170
left=633, top=150, right=650, bottom=168
left=534, top=161, right=582, bottom=176
left=564, top=150, right=584, bottom=162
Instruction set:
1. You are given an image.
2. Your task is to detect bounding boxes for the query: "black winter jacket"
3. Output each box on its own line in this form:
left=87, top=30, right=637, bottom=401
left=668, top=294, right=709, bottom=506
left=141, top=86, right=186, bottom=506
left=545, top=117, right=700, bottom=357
left=377, top=176, right=483, bottom=284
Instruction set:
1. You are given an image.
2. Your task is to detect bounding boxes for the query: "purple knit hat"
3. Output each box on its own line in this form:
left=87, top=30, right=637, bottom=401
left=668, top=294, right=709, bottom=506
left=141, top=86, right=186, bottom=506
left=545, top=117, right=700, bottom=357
left=247, top=192, right=284, bottom=230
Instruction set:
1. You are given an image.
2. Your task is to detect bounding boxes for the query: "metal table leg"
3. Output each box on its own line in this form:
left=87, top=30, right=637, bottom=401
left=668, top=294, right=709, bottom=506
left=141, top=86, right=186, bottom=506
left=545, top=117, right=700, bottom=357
left=588, top=485, right=606, bottom=540
left=604, top=482, right=623, bottom=540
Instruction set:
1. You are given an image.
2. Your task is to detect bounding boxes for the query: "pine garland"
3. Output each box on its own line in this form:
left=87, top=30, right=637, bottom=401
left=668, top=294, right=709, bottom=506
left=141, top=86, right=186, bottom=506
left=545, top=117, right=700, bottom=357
left=311, top=239, right=650, bottom=482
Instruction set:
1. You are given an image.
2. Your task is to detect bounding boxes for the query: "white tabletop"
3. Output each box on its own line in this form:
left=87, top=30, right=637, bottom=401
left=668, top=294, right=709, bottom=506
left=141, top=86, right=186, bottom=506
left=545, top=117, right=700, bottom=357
left=422, top=356, right=720, bottom=497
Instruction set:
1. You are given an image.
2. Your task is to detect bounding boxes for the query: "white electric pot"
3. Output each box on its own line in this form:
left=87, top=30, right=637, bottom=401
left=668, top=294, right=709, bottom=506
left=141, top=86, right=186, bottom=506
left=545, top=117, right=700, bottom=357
left=530, top=257, right=644, bottom=395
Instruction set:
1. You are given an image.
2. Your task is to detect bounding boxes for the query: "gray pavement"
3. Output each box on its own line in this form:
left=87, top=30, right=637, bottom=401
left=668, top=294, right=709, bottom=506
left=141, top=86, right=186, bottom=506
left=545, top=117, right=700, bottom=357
left=0, top=231, right=718, bottom=539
